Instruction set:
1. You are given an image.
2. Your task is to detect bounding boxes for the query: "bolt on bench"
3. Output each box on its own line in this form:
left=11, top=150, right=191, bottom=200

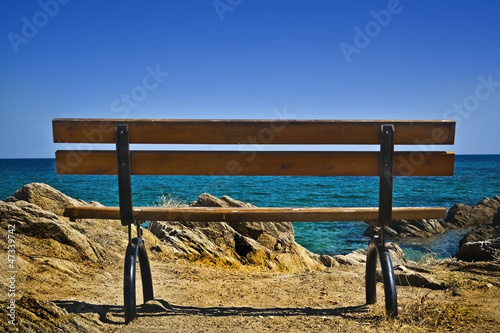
left=52, top=119, right=455, bottom=323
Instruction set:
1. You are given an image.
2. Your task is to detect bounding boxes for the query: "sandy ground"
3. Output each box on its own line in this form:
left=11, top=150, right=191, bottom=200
left=10, top=256, right=499, bottom=333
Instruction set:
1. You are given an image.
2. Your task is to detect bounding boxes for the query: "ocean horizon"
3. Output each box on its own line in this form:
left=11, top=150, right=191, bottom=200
left=1, top=154, right=499, bottom=261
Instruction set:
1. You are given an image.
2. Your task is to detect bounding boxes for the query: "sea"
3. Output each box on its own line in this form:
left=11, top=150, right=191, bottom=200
left=1, top=155, right=499, bottom=261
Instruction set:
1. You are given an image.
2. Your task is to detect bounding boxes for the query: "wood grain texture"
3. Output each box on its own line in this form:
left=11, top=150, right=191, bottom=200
left=53, top=119, right=456, bottom=145
left=55, top=150, right=455, bottom=176
left=63, top=206, right=447, bottom=222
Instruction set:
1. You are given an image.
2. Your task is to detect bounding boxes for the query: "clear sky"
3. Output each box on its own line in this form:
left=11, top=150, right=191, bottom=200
left=1, top=0, right=499, bottom=158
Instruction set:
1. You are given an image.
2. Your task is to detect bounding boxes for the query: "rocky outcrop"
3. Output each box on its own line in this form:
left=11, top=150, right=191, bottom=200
left=0, top=296, right=105, bottom=333
left=149, top=193, right=323, bottom=272
left=363, top=219, right=446, bottom=239
left=451, top=198, right=500, bottom=262
left=445, top=196, right=500, bottom=228
left=331, top=242, right=407, bottom=267
left=363, top=196, right=500, bottom=240
left=0, top=194, right=106, bottom=263
left=190, top=193, right=296, bottom=250
left=5, top=182, right=87, bottom=215
left=455, top=226, right=500, bottom=262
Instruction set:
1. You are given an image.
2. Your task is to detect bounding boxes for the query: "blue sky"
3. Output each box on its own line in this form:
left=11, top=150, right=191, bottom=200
left=1, top=0, right=499, bottom=158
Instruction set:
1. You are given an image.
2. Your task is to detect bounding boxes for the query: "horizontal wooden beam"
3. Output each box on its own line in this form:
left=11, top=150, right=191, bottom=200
left=53, top=119, right=456, bottom=145
left=63, top=206, right=447, bottom=222
left=55, top=150, right=455, bottom=176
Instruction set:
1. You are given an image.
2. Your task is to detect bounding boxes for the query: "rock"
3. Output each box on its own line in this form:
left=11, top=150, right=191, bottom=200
left=0, top=296, right=104, bottom=333
left=365, top=196, right=500, bottom=240
left=5, top=182, right=86, bottom=215
left=468, top=197, right=500, bottom=225
left=190, top=193, right=295, bottom=250
left=454, top=225, right=500, bottom=262
left=493, top=207, right=500, bottom=226
left=363, top=219, right=445, bottom=238
left=445, top=197, right=500, bottom=228
left=386, top=242, right=408, bottom=267
left=393, top=272, right=446, bottom=290
left=332, top=242, right=407, bottom=267
left=319, top=254, right=339, bottom=267
left=150, top=193, right=323, bottom=272
left=455, top=238, right=500, bottom=262
left=444, top=203, right=473, bottom=228
left=333, top=249, right=367, bottom=265
left=0, top=200, right=106, bottom=263
left=459, top=226, right=500, bottom=246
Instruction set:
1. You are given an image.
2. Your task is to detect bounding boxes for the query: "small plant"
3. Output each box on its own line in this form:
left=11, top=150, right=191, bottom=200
left=152, top=192, right=187, bottom=207
left=418, top=251, right=438, bottom=265
left=143, top=192, right=187, bottom=228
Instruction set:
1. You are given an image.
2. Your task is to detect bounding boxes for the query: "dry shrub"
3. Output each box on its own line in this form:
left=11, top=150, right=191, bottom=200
left=367, top=291, right=487, bottom=332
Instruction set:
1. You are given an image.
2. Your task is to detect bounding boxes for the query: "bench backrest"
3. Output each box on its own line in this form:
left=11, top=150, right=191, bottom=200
left=53, top=119, right=455, bottom=177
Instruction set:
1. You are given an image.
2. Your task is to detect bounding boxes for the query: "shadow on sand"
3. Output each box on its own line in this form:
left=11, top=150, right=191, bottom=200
left=54, top=299, right=371, bottom=325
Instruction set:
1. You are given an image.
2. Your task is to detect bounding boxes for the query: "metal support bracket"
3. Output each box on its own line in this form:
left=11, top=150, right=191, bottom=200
left=378, top=124, right=395, bottom=245
left=116, top=124, right=154, bottom=323
left=365, top=124, right=398, bottom=317
left=116, top=124, right=135, bottom=229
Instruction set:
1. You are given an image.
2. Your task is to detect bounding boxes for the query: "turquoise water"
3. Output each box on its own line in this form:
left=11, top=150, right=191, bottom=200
left=1, top=155, right=499, bottom=261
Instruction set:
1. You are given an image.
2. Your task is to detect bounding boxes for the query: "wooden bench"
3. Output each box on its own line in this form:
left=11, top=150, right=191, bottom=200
left=52, top=118, right=455, bottom=323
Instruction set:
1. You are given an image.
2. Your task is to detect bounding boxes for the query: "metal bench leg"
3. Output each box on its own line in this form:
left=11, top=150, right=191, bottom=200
left=365, top=235, right=398, bottom=317
left=116, top=124, right=154, bottom=323
left=378, top=242, right=397, bottom=316
left=365, top=124, right=398, bottom=317
left=124, top=237, right=154, bottom=324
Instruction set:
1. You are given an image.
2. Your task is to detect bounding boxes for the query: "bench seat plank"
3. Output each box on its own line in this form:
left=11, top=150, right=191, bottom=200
left=63, top=206, right=447, bottom=222
left=53, top=119, right=455, bottom=145
left=55, top=150, right=455, bottom=176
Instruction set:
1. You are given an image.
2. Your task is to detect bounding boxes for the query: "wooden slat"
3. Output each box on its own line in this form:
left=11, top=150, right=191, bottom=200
left=52, top=119, right=456, bottom=145
left=63, top=206, right=447, bottom=222
left=55, top=150, right=455, bottom=176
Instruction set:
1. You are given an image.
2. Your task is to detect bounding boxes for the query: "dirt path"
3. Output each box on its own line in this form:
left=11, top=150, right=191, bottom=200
left=13, top=258, right=499, bottom=333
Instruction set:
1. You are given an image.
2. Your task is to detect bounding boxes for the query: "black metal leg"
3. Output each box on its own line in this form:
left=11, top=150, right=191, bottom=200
left=124, top=237, right=154, bottom=324
left=366, top=237, right=378, bottom=305
left=365, top=236, right=398, bottom=317
left=138, top=239, right=154, bottom=303
left=379, top=244, right=397, bottom=317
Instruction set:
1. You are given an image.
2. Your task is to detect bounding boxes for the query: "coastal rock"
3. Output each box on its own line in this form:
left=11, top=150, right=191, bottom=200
left=393, top=271, right=446, bottom=290
left=2, top=296, right=104, bottom=333
left=150, top=193, right=323, bottom=272
left=363, top=219, right=445, bottom=238
left=445, top=196, right=500, bottom=228
left=493, top=207, right=500, bottom=226
left=363, top=196, right=500, bottom=240
left=459, top=226, right=500, bottom=246
left=190, top=193, right=296, bottom=250
left=455, top=226, right=500, bottom=262
left=444, top=204, right=473, bottom=228
left=5, top=182, right=86, bottom=215
left=332, top=243, right=407, bottom=267
left=455, top=239, right=500, bottom=262
left=0, top=199, right=106, bottom=263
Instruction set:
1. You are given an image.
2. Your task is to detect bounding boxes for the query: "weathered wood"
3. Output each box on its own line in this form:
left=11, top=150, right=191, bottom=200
left=53, top=119, right=456, bottom=145
left=55, top=150, right=455, bottom=176
left=63, top=206, right=447, bottom=222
